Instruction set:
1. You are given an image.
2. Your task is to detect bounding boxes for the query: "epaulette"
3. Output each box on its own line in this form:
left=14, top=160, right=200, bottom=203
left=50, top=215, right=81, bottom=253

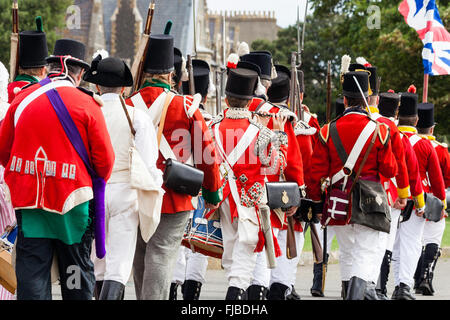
left=377, top=121, right=390, bottom=146
left=208, top=111, right=224, bottom=128
left=77, top=87, right=103, bottom=106
left=319, top=123, right=330, bottom=144
left=311, top=113, right=318, bottom=118
left=294, top=119, right=317, bottom=136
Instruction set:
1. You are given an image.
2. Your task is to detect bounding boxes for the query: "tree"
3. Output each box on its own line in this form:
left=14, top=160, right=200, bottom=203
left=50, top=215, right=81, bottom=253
left=0, top=0, right=73, bottom=72
left=252, top=0, right=450, bottom=139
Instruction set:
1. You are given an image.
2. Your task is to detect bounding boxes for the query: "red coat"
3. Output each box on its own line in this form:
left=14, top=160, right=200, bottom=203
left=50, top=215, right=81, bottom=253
left=0, top=79, right=115, bottom=214
left=306, top=109, right=398, bottom=226
left=7, top=81, right=30, bottom=103
left=401, top=133, right=425, bottom=209
left=375, top=115, right=410, bottom=204
left=428, top=136, right=450, bottom=188
left=398, top=127, right=446, bottom=204
left=303, top=111, right=320, bottom=149
left=248, top=98, right=304, bottom=232
left=126, top=86, right=222, bottom=214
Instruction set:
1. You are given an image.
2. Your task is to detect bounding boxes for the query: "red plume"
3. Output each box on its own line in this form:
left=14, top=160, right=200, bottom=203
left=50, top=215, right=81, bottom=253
left=388, top=89, right=395, bottom=93
left=407, top=85, right=416, bottom=93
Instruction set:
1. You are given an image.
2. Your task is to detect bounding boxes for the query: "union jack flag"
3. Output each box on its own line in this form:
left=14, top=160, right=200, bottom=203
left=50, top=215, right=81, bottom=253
left=399, top=0, right=450, bottom=75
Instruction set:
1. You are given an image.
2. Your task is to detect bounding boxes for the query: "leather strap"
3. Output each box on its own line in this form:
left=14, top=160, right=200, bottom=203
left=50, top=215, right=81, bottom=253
left=157, top=92, right=175, bottom=148
left=119, top=95, right=136, bottom=137
left=329, top=121, right=348, bottom=165
left=349, top=122, right=380, bottom=194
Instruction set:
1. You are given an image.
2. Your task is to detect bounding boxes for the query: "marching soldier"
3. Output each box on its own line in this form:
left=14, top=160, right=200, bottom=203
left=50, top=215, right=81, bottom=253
left=83, top=55, right=163, bottom=300
left=393, top=91, right=446, bottom=300
left=375, top=91, right=425, bottom=299
left=413, top=102, right=449, bottom=296
left=126, top=34, right=222, bottom=300
left=173, top=47, right=188, bottom=94
left=8, top=17, right=48, bottom=103
left=208, top=65, right=288, bottom=300
left=265, top=64, right=307, bottom=300
left=306, top=71, right=398, bottom=300
left=0, top=38, right=115, bottom=300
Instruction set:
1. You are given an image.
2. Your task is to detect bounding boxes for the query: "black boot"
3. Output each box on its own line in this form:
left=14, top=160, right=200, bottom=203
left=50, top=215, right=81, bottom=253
left=169, top=282, right=179, bottom=300
left=267, top=283, right=289, bottom=300
left=246, top=284, right=267, bottom=300
left=225, top=286, right=246, bottom=300
left=94, top=281, right=104, bottom=300
left=182, top=280, right=202, bottom=300
left=376, top=250, right=392, bottom=300
left=341, top=281, right=349, bottom=300
left=345, top=276, right=367, bottom=300
left=311, top=261, right=325, bottom=297
left=364, top=282, right=379, bottom=300
left=98, top=280, right=125, bottom=300
left=418, top=243, right=440, bottom=296
left=286, top=285, right=301, bottom=300
left=396, top=282, right=416, bottom=300
left=414, top=246, right=425, bottom=294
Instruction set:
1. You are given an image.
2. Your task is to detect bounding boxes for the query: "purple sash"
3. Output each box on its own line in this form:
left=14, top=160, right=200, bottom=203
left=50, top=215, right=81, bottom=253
left=40, top=78, right=106, bottom=259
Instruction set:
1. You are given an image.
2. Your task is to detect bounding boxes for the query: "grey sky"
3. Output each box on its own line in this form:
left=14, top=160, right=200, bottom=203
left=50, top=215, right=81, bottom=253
left=206, top=0, right=308, bottom=28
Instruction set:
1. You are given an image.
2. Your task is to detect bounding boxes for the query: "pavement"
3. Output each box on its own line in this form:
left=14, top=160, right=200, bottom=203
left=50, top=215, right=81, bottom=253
left=51, top=251, right=450, bottom=300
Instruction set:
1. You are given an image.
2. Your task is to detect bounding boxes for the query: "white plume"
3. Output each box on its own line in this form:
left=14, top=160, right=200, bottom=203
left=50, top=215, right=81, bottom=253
left=237, top=42, right=250, bottom=57
left=356, top=56, right=368, bottom=66
left=92, top=49, right=109, bottom=60
left=0, top=61, right=9, bottom=104
left=340, top=54, right=351, bottom=75
left=226, top=53, right=239, bottom=68
left=255, top=78, right=267, bottom=97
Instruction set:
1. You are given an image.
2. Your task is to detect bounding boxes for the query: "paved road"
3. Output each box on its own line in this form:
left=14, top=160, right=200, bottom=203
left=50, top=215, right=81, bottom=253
left=52, top=256, right=450, bottom=300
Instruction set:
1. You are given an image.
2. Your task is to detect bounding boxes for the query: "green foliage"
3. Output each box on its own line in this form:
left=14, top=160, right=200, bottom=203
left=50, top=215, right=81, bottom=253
left=252, top=0, right=450, bottom=136
left=0, top=0, right=73, bottom=72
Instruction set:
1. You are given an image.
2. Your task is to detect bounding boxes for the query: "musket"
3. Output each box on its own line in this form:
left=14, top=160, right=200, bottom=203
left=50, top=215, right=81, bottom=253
left=297, top=0, right=308, bottom=69
left=326, top=61, right=332, bottom=123
left=289, top=52, right=297, bottom=115
left=128, top=0, right=156, bottom=96
left=10, top=0, right=19, bottom=82
left=187, top=54, right=195, bottom=95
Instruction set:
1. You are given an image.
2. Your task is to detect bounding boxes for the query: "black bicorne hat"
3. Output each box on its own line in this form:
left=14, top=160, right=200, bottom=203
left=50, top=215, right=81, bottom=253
left=398, top=92, right=418, bottom=117
left=342, top=71, right=369, bottom=99
left=378, top=92, right=400, bottom=118
left=83, top=56, right=133, bottom=87
left=173, top=47, right=183, bottom=84
left=267, top=64, right=290, bottom=103
left=335, top=98, right=345, bottom=117
left=225, top=67, right=259, bottom=100
left=46, top=39, right=90, bottom=70
left=143, top=34, right=174, bottom=74
left=417, top=103, right=435, bottom=128
left=182, top=59, right=210, bottom=97
left=240, top=52, right=272, bottom=80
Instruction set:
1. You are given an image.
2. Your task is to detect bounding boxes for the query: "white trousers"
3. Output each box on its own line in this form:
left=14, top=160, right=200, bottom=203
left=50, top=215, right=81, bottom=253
left=172, top=246, right=209, bottom=284
left=220, top=198, right=258, bottom=289
left=386, top=208, right=402, bottom=252
left=334, top=224, right=384, bottom=282
left=92, top=183, right=140, bottom=285
left=423, top=218, right=446, bottom=246
left=269, top=228, right=305, bottom=293
left=392, top=210, right=425, bottom=287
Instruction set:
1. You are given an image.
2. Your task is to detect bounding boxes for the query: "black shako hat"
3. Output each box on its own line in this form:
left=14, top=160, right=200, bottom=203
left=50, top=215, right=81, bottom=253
left=342, top=71, right=369, bottom=99
left=417, top=103, right=435, bottom=128
left=19, top=16, right=48, bottom=68
left=84, top=56, right=133, bottom=87
left=173, top=47, right=183, bottom=84
left=367, top=66, right=378, bottom=95
left=335, top=98, right=345, bottom=117
left=182, top=59, right=210, bottom=97
left=378, top=92, right=400, bottom=118
left=267, top=64, right=290, bottom=103
left=225, top=67, right=259, bottom=100
left=46, top=39, right=90, bottom=70
left=235, top=61, right=261, bottom=77
left=240, top=52, right=272, bottom=80
left=348, top=63, right=367, bottom=72
left=143, top=34, right=174, bottom=74
left=398, top=92, right=418, bottom=117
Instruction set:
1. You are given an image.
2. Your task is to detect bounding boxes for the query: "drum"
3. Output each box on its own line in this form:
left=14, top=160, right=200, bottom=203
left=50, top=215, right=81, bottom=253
left=182, top=197, right=223, bottom=259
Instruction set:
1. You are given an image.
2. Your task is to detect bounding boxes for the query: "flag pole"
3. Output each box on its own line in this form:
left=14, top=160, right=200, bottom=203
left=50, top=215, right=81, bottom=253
left=422, top=73, right=429, bottom=103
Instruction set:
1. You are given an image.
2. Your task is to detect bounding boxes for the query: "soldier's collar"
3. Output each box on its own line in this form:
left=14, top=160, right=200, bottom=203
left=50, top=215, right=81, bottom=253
left=426, top=135, right=436, bottom=141
left=14, top=74, right=39, bottom=83
left=225, top=108, right=252, bottom=119
left=398, top=126, right=417, bottom=133
left=367, top=106, right=379, bottom=114
left=141, top=79, right=171, bottom=90
left=343, top=106, right=368, bottom=116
